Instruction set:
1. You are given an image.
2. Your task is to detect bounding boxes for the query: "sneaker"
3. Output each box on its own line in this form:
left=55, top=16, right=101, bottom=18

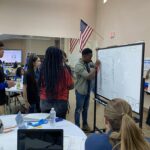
left=82, top=125, right=91, bottom=132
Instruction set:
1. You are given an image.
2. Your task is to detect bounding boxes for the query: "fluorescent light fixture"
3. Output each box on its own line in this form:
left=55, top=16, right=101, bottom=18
left=103, top=0, right=107, bottom=4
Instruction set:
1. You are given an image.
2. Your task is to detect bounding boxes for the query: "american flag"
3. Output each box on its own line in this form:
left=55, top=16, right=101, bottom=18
left=80, top=19, right=93, bottom=51
left=70, top=38, right=79, bottom=53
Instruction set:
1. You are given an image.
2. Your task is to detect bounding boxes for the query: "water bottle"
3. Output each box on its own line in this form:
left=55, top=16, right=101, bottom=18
left=49, top=108, right=56, bottom=126
left=16, top=78, right=21, bottom=89
left=15, top=111, right=26, bottom=129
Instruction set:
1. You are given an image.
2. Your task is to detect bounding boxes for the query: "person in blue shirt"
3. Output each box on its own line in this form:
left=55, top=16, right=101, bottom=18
left=85, top=98, right=150, bottom=150
left=0, top=41, right=15, bottom=114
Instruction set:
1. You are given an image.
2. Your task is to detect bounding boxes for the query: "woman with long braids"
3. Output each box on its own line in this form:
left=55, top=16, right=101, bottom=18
left=85, top=98, right=150, bottom=150
left=39, top=46, right=74, bottom=119
left=23, top=54, right=41, bottom=113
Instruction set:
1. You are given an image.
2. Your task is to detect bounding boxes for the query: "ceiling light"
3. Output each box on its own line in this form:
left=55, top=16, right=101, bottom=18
left=103, top=0, right=107, bottom=4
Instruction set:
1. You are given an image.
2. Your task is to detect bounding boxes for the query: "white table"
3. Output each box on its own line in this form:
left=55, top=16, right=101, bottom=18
left=5, top=83, right=23, bottom=93
left=0, top=114, right=86, bottom=150
left=5, top=84, right=23, bottom=113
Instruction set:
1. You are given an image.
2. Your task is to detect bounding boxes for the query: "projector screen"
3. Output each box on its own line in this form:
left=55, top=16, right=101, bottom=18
left=96, top=43, right=144, bottom=114
left=1, top=50, right=22, bottom=63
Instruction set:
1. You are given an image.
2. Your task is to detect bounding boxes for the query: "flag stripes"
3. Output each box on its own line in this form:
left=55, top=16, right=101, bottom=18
left=70, top=38, right=79, bottom=53
left=80, top=20, right=93, bottom=51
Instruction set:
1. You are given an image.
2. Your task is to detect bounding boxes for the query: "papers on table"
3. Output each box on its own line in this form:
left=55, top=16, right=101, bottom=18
left=5, top=84, right=23, bottom=92
left=24, top=113, right=50, bottom=122
left=0, top=115, right=17, bottom=129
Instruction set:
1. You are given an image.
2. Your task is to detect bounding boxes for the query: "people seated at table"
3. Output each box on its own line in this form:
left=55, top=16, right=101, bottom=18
left=12, top=61, right=18, bottom=69
left=23, top=54, right=41, bottom=113
left=85, top=98, right=150, bottom=150
left=39, top=46, right=74, bottom=119
left=0, top=41, right=15, bottom=115
left=14, top=67, right=24, bottom=81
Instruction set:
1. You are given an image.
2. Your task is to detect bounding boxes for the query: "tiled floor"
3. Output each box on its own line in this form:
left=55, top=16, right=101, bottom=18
left=67, top=90, right=150, bottom=138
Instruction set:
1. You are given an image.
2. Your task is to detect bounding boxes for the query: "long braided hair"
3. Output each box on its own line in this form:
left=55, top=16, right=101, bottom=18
left=41, top=46, right=64, bottom=95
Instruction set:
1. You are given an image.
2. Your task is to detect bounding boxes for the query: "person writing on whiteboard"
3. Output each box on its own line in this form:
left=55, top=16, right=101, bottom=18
left=85, top=98, right=150, bottom=150
left=0, top=41, right=15, bottom=114
left=74, top=48, right=100, bottom=131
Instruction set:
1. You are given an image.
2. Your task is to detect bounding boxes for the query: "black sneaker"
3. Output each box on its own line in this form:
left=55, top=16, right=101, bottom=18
left=82, top=125, right=91, bottom=132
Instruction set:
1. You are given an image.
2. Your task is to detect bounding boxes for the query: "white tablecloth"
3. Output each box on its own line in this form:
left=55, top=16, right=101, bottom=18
left=5, top=83, right=23, bottom=93
left=0, top=114, right=86, bottom=150
left=5, top=83, right=23, bottom=113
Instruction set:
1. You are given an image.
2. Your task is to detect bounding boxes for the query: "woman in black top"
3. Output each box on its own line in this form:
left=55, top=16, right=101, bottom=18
left=23, top=54, right=41, bottom=113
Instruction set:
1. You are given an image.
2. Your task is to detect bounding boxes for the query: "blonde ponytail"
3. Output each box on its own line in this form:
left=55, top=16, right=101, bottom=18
left=105, top=99, right=150, bottom=150
left=120, top=114, right=150, bottom=150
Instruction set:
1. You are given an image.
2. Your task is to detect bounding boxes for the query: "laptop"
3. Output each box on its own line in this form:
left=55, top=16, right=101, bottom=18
left=17, top=129, right=63, bottom=150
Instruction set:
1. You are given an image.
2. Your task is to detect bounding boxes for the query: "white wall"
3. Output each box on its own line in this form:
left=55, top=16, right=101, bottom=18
left=25, top=39, right=55, bottom=55
left=95, top=0, right=150, bottom=109
left=3, top=39, right=56, bottom=63
left=0, top=0, right=97, bottom=38
left=0, top=0, right=97, bottom=67
left=96, top=0, right=150, bottom=57
left=67, top=34, right=97, bottom=67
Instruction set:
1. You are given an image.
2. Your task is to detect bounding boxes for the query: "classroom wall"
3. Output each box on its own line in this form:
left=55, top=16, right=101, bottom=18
left=3, top=39, right=26, bottom=64
left=66, top=34, right=97, bottom=67
left=96, top=0, right=150, bottom=57
left=1, top=0, right=150, bottom=109
left=0, top=0, right=97, bottom=38
left=25, top=39, right=55, bottom=55
left=2, top=0, right=150, bottom=65
left=0, top=0, right=97, bottom=67
left=3, top=39, right=56, bottom=63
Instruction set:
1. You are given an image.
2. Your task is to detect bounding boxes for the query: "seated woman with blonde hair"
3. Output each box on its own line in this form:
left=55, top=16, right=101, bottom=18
left=85, top=98, right=150, bottom=150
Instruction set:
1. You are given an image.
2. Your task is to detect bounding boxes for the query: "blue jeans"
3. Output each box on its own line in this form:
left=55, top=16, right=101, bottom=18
left=74, top=90, right=90, bottom=127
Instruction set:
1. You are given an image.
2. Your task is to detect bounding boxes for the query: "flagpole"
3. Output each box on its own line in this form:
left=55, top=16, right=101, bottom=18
left=84, top=20, right=104, bottom=40
left=79, top=37, right=81, bottom=53
left=93, top=30, right=104, bottom=40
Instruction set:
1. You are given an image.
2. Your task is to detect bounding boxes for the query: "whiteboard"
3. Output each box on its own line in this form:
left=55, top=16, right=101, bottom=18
left=96, top=43, right=144, bottom=114
left=1, top=50, right=22, bottom=63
